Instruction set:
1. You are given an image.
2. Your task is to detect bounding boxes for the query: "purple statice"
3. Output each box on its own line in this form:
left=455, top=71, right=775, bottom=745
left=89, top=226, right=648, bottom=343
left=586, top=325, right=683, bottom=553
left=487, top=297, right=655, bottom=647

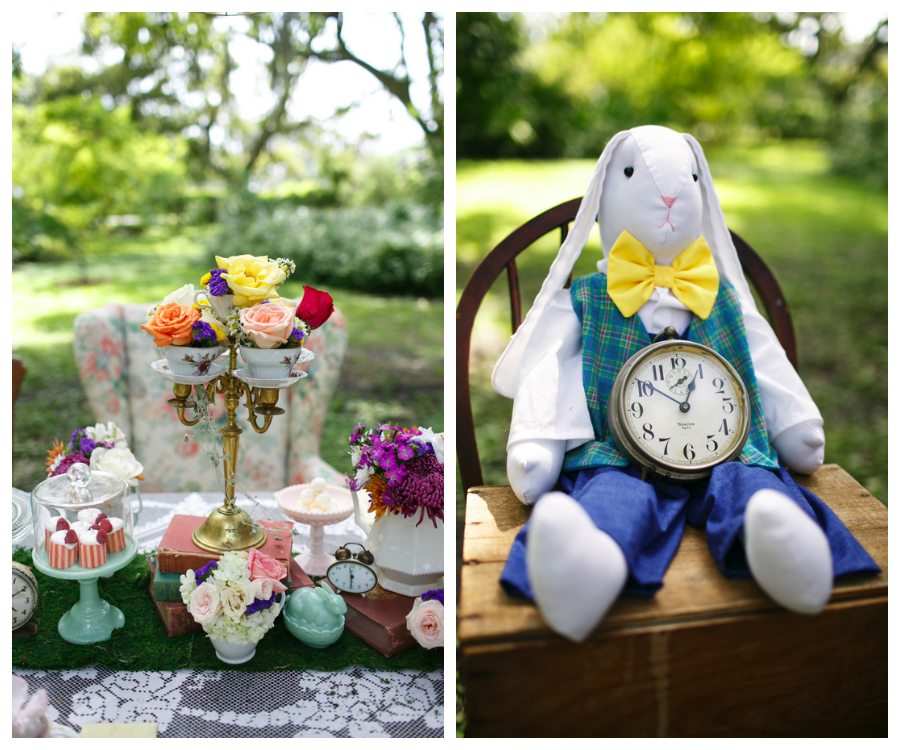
left=287, top=327, right=306, bottom=346
left=194, top=560, right=218, bottom=583
left=420, top=589, right=444, bottom=606
left=50, top=451, right=90, bottom=478
left=191, top=321, right=218, bottom=347
left=68, top=429, right=97, bottom=458
left=244, top=591, right=277, bottom=615
left=207, top=268, right=230, bottom=297
left=390, top=452, right=443, bottom=527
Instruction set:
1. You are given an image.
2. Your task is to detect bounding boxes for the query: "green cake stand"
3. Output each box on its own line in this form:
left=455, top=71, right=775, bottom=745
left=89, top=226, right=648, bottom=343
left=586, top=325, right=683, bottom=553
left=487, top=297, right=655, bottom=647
left=32, top=538, right=139, bottom=645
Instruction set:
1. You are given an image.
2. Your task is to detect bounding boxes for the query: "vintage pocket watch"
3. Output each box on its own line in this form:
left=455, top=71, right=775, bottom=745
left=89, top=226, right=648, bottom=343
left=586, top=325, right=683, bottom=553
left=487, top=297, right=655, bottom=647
left=607, top=328, right=751, bottom=482
left=326, top=543, right=378, bottom=595
left=12, top=561, right=39, bottom=631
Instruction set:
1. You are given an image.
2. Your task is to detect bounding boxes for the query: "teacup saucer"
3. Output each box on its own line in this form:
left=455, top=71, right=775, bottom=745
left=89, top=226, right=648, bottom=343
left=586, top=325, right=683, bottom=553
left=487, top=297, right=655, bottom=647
left=151, top=359, right=227, bottom=385
left=232, top=368, right=309, bottom=389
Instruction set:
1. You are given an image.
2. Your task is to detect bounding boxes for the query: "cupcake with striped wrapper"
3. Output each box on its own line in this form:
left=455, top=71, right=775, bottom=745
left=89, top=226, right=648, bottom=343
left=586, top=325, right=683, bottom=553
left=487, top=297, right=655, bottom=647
left=78, top=528, right=108, bottom=568
left=44, top=516, right=70, bottom=547
left=94, top=517, right=126, bottom=553
left=77, top=509, right=107, bottom=526
left=48, top=529, right=79, bottom=569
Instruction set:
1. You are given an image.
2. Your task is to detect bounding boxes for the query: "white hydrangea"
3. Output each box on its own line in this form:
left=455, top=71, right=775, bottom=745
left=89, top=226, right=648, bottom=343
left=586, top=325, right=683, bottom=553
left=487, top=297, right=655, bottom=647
left=185, top=551, right=283, bottom=645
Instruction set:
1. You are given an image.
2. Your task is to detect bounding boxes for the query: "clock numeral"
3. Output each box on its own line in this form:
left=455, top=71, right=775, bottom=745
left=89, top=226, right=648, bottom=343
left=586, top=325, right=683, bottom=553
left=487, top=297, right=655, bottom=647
left=706, top=435, right=719, bottom=453
left=696, top=364, right=704, bottom=379
left=670, top=356, right=686, bottom=369
left=722, top=398, right=735, bottom=414
left=658, top=437, right=670, bottom=455
left=719, top=419, right=730, bottom=436
left=636, top=380, right=653, bottom=398
left=713, top=377, right=726, bottom=394
left=629, top=402, right=643, bottom=419
left=651, top=364, right=664, bottom=381
left=642, top=423, right=655, bottom=440
left=683, top=444, right=696, bottom=461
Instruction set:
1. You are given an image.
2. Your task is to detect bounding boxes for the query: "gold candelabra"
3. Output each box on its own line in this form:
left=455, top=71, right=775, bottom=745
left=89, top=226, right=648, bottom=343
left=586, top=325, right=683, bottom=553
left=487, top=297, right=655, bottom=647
left=166, top=341, right=285, bottom=553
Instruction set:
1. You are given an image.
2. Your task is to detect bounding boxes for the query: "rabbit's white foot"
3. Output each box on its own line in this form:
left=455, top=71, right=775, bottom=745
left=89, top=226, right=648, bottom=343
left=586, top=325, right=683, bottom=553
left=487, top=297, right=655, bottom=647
left=527, top=492, right=628, bottom=642
left=744, top=488, right=833, bottom=614
left=507, top=439, right=565, bottom=505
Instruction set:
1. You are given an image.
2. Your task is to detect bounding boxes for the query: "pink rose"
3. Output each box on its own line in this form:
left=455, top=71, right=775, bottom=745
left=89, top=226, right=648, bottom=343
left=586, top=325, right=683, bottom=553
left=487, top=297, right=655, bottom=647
left=189, top=582, right=222, bottom=624
left=252, top=577, right=287, bottom=600
left=247, top=547, right=287, bottom=582
left=405, top=599, right=444, bottom=649
left=239, top=303, right=295, bottom=349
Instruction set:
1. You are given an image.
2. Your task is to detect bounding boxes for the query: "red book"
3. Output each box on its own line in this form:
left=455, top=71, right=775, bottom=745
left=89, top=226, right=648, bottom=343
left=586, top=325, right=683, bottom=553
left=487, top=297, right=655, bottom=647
left=324, top=580, right=417, bottom=657
left=156, top=514, right=293, bottom=576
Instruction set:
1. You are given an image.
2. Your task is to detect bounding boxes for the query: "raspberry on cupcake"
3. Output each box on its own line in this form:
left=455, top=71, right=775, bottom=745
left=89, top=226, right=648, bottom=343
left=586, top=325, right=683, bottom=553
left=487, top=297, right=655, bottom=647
left=77, top=510, right=108, bottom=526
left=48, top=528, right=79, bottom=569
left=92, top=517, right=126, bottom=553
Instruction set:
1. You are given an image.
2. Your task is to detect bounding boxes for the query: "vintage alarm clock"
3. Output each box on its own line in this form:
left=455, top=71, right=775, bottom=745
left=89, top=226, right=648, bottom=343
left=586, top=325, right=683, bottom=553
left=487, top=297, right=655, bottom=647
left=607, top=327, right=751, bottom=482
left=12, top=561, right=39, bottom=632
left=326, top=543, right=378, bottom=595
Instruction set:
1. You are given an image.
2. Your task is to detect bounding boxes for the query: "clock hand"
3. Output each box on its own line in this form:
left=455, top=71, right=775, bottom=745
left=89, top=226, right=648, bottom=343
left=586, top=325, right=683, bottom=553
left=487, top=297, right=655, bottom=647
left=642, top=380, right=682, bottom=405
left=679, top=371, right=699, bottom=413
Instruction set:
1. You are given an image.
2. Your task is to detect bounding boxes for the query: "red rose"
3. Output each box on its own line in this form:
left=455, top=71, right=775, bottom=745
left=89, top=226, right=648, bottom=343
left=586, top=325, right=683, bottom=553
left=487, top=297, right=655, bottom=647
left=296, top=286, right=334, bottom=330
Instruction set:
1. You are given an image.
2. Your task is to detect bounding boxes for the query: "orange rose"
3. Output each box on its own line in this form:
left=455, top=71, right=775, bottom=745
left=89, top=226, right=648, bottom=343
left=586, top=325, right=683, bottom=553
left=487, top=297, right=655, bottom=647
left=141, top=302, right=202, bottom=347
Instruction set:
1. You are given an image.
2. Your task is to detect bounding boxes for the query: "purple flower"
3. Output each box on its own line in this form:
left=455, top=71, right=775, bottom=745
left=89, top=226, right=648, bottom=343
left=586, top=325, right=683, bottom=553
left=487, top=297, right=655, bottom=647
left=397, top=444, right=415, bottom=461
left=420, top=589, right=444, bottom=606
left=350, top=424, right=366, bottom=444
left=69, top=429, right=83, bottom=452
left=287, top=327, right=306, bottom=346
left=191, top=321, right=217, bottom=346
left=207, top=268, right=230, bottom=297
left=80, top=437, right=97, bottom=456
left=50, top=452, right=90, bottom=478
left=390, top=453, right=444, bottom=526
left=194, top=560, right=218, bottom=583
left=244, top=591, right=277, bottom=615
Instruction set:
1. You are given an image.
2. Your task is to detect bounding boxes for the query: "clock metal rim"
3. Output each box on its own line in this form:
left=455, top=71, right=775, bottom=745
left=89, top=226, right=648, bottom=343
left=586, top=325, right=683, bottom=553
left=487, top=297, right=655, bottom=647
left=608, top=339, right=751, bottom=483
left=325, top=558, right=378, bottom=595
left=12, top=561, right=39, bottom=630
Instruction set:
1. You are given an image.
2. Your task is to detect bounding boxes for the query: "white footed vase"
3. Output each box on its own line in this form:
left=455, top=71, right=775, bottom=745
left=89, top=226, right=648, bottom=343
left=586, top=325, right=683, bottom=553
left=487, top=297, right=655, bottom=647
left=208, top=636, right=259, bottom=665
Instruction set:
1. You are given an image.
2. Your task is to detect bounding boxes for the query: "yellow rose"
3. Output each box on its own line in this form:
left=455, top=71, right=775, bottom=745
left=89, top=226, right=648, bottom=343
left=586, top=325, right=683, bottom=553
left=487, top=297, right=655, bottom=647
left=215, top=255, right=287, bottom=307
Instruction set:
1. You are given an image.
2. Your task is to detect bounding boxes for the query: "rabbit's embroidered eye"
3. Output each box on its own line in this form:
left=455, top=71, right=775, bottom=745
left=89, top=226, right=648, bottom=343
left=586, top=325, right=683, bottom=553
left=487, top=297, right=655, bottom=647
left=624, top=167, right=634, bottom=178
left=692, top=173, right=698, bottom=182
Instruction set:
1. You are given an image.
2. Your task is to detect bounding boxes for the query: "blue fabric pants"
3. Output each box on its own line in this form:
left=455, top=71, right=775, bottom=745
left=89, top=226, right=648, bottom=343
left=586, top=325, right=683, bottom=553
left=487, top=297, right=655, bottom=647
left=500, top=462, right=879, bottom=601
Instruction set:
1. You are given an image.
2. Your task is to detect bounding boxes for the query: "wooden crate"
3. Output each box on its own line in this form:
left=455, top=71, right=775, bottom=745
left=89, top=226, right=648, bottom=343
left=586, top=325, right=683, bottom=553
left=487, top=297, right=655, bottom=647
left=459, top=465, right=887, bottom=737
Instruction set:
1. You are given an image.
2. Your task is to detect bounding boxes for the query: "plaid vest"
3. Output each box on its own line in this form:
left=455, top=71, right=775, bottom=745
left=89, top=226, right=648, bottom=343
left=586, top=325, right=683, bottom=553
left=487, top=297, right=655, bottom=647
left=562, top=273, right=779, bottom=473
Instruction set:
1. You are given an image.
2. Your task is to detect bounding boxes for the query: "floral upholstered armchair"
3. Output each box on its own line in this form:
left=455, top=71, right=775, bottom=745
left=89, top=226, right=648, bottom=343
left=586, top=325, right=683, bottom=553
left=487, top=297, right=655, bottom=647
left=73, top=304, right=348, bottom=493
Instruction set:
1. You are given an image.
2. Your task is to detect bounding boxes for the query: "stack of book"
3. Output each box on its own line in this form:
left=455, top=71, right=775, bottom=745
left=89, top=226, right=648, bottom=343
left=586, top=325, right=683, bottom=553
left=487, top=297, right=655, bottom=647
left=324, top=581, right=419, bottom=657
left=148, top=514, right=309, bottom=637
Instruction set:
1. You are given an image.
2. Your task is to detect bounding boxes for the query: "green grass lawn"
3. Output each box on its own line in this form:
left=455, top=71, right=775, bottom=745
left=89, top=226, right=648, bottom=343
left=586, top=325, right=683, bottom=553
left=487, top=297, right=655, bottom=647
left=13, top=224, right=444, bottom=492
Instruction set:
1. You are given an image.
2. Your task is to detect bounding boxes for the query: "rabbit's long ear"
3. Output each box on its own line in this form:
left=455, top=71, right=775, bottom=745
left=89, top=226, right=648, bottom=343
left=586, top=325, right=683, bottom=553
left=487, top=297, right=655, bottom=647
left=682, top=133, right=757, bottom=313
left=492, top=129, right=632, bottom=398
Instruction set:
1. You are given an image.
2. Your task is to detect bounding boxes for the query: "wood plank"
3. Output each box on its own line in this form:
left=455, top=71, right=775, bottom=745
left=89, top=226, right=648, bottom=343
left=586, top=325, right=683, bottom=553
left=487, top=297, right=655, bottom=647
left=460, top=465, right=887, bottom=645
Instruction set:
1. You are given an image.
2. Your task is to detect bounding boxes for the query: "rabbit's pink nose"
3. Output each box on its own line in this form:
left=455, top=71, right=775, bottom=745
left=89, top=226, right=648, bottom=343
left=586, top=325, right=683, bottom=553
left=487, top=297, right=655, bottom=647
left=662, top=196, right=677, bottom=208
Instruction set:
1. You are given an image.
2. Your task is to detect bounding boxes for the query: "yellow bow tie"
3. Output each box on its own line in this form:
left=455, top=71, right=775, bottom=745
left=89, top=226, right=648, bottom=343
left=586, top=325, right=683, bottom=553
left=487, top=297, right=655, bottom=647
left=606, top=231, right=719, bottom=319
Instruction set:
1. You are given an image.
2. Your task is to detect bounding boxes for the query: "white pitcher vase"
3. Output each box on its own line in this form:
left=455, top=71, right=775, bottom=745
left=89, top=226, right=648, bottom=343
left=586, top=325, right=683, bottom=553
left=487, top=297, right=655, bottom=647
left=351, top=490, right=443, bottom=597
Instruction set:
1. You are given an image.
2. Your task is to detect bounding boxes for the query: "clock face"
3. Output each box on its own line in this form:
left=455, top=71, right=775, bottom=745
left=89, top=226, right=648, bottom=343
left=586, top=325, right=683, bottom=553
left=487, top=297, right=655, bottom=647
left=326, top=560, right=377, bottom=595
left=609, top=341, right=750, bottom=481
left=12, top=568, right=38, bottom=630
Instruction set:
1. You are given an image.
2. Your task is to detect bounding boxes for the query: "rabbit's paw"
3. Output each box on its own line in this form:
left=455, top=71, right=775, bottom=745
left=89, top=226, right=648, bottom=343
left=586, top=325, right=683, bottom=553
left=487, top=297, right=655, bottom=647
left=507, top=438, right=565, bottom=505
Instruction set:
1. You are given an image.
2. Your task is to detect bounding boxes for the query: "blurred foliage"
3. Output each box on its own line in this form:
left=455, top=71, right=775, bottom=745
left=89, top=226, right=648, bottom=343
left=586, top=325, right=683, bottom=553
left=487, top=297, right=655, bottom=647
left=12, top=97, right=186, bottom=262
left=216, top=197, right=444, bottom=298
left=12, top=12, right=444, bottom=266
left=456, top=12, right=887, bottom=186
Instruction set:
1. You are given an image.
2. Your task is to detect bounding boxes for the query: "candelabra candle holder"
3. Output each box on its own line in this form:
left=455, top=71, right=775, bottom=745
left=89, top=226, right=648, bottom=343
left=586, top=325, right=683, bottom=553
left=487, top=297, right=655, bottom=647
left=155, top=340, right=312, bottom=553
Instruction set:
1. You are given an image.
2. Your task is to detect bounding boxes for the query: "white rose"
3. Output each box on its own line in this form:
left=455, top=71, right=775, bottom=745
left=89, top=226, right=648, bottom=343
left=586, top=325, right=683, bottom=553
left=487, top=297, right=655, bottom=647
left=411, top=428, right=445, bottom=465
left=90, top=446, right=143, bottom=484
left=162, top=284, right=195, bottom=308
left=199, top=308, right=227, bottom=337
left=221, top=581, right=255, bottom=620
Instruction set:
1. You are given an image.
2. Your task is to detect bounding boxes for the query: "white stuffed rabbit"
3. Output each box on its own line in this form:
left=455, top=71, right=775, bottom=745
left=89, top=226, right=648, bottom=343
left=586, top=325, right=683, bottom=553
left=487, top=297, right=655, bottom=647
left=492, top=126, right=836, bottom=641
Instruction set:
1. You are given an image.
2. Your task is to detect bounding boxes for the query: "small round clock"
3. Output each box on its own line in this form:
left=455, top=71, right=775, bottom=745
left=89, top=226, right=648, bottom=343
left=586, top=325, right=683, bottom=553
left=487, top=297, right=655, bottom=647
left=12, top=561, right=39, bottom=631
left=607, top=330, right=751, bottom=482
left=326, top=543, right=378, bottom=595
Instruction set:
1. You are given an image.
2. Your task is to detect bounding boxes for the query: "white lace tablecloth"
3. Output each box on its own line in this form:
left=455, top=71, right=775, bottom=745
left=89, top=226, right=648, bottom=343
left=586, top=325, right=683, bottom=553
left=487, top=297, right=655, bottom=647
left=13, top=492, right=445, bottom=738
